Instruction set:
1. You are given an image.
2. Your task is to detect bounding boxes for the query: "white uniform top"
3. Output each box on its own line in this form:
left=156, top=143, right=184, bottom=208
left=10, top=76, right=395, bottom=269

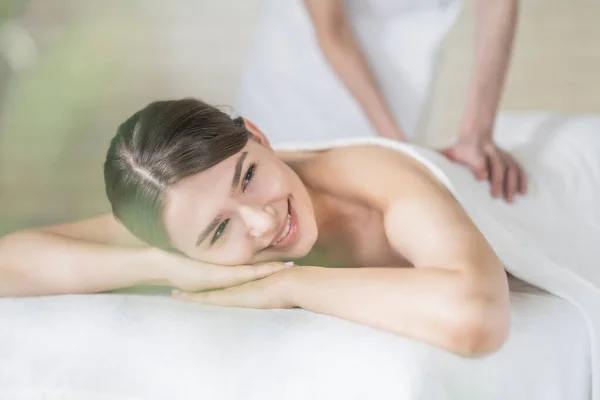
left=236, top=0, right=461, bottom=145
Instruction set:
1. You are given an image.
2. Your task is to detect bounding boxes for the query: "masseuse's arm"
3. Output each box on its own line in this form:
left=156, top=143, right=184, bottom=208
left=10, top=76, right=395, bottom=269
left=178, top=147, right=511, bottom=356
left=0, top=215, right=288, bottom=297
left=304, top=0, right=407, bottom=141
left=459, top=0, right=519, bottom=142
left=443, top=0, right=526, bottom=202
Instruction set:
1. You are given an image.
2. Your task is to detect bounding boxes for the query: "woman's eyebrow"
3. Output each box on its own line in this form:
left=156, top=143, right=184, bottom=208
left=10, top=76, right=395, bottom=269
left=230, top=151, right=248, bottom=192
left=195, top=151, right=248, bottom=247
left=196, top=214, right=222, bottom=247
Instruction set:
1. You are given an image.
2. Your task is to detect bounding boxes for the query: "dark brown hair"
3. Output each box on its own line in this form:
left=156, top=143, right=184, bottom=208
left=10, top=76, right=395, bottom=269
left=104, top=98, right=250, bottom=248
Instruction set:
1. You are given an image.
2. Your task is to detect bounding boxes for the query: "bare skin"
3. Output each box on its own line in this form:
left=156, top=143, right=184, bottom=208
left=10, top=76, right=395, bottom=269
left=0, top=122, right=510, bottom=357
left=279, top=148, right=412, bottom=269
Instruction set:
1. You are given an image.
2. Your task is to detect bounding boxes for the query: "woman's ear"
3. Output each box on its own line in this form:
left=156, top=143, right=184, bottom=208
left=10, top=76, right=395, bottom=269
left=244, top=119, right=272, bottom=149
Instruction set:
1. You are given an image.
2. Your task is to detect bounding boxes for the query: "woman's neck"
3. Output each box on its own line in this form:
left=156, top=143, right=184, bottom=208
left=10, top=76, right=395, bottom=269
left=306, top=185, right=339, bottom=237
left=280, top=149, right=341, bottom=240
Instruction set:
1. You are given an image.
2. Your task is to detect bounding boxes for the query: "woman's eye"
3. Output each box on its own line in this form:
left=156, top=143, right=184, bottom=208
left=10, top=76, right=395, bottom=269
left=242, top=163, right=256, bottom=191
left=211, top=219, right=229, bottom=245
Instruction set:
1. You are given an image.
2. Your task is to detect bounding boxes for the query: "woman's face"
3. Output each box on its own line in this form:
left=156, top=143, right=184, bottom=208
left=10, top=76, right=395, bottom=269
left=162, top=136, right=318, bottom=265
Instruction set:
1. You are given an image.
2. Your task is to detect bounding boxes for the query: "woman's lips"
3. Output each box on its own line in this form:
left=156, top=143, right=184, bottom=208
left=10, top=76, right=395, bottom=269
left=270, top=198, right=299, bottom=249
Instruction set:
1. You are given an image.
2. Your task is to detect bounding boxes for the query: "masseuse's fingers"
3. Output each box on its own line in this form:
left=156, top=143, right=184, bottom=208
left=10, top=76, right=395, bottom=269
left=486, top=150, right=506, bottom=199
left=516, top=156, right=528, bottom=195
left=469, top=154, right=489, bottom=181
left=441, top=146, right=487, bottom=181
left=502, top=153, right=519, bottom=203
left=500, top=151, right=528, bottom=202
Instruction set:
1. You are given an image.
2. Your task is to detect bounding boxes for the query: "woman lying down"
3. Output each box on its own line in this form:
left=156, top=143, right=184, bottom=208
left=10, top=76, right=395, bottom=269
left=1, top=98, right=577, bottom=359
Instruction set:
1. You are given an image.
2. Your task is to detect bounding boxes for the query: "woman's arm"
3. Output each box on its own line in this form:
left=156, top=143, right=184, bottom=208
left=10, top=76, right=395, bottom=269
left=175, top=214, right=509, bottom=355
left=300, top=147, right=510, bottom=355
left=285, top=264, right=508, bottom=357
left=186, top=195, right=509, bottom=356
left=0, top=229, right=164, bottom=296
left=304, top=0, right=407, bottom=141
left=283, top=188, right=509, bottom=356
left=0, top=215, right=290, bottom=297
left=0, top=215, right=168, bottom=296
left=175, top=147, right=510, bottom=356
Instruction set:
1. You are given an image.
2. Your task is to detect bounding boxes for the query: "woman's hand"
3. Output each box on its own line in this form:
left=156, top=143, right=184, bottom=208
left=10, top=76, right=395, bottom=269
left=440, top=136, right=527, bottom=203
left=171, top=263, right=299, bottom=309
left=156, top=249, right=294, bottom=293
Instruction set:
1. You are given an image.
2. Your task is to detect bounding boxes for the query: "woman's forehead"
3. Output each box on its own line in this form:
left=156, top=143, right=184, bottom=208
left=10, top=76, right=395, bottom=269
left=173, top=151, right=240, bottom=192
left=162, top=151, right=242, bottom=245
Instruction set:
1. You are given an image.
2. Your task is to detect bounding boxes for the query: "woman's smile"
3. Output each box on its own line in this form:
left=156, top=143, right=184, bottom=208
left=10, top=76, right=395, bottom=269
left=269, top=198, right=300, bottom=249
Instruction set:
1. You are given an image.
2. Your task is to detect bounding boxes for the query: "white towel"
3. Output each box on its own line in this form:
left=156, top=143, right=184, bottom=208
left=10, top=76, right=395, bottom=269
left=275, top=112, right=600, bottom=399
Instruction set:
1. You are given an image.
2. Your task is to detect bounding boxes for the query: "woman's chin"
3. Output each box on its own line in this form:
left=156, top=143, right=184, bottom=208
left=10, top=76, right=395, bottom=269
left=274, top=236, right=316, bottom=262
left=294, top=229, right=319, bottom=258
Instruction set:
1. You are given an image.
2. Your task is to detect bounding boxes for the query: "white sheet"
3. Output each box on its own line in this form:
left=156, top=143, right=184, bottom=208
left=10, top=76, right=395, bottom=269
left=1, top=113, right=598, bottom=399
left=0, top=281, right=590, bottom=400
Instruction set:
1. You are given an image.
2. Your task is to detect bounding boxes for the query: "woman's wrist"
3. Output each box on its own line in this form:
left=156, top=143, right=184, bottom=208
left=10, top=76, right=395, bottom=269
left=276, top=265, right=328, bottom=308
left=274, top=265, right=310, bottom=307
left=139, top=247, right=178, bottom=287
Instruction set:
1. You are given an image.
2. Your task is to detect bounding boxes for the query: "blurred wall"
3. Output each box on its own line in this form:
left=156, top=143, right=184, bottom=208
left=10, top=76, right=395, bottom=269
left=0, top=0, right=598, bottom=234
left=425, top=0, right=600, bottom=145
left=0, top=0, right=264, bottom=234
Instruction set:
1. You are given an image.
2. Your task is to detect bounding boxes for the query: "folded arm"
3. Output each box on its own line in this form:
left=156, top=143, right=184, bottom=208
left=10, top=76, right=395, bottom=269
left=296, top=148, right=510, bottom=355
left=178, top=147, right=511, bottom=356
left=0, top=215, right=289, bottom=297
left=286, top=265, right=508, bottom=356
left=0, top=215, right=165, bottom=296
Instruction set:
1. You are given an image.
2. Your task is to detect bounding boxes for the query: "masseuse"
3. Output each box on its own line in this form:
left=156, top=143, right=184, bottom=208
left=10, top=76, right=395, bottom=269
left=236, top=0, right=526, bottom=203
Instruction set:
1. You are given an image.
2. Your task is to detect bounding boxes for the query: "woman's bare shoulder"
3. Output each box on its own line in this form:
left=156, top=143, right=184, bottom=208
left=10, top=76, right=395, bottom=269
left=307, top=144, right=451, bottom=207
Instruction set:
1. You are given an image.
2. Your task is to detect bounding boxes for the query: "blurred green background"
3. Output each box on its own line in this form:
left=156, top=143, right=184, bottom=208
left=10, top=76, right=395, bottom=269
left=0, top=0, right=263, bottom=236
left=1, top=0, right=599, bottom=237
left=1, top=0, right=152, bottom=235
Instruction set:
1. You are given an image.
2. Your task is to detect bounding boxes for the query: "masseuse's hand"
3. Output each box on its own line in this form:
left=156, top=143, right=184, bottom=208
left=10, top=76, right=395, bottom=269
left=171, top=263, right=299, bottom=309
left=440, top=136, right=527, bottom=203
left=160, top=250, right=294, bottom=293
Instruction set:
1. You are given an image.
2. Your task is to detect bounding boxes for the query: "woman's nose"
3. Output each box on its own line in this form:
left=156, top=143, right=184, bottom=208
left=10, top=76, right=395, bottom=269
left=238, top=205, right=277, bottom=238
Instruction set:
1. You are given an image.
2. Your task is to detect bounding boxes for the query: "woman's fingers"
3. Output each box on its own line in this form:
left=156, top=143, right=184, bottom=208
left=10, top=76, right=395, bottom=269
left=170, top=256, right=294, bottom=293
left=212, top=261, right=294, bottom=288
left=172, top=268, right=292, bottom=309
left=173, top=284, right=265, bottom=308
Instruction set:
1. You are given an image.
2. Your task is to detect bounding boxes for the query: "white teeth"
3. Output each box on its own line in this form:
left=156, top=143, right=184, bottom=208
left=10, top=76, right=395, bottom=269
left=274, top=213, right=292, bottom=245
